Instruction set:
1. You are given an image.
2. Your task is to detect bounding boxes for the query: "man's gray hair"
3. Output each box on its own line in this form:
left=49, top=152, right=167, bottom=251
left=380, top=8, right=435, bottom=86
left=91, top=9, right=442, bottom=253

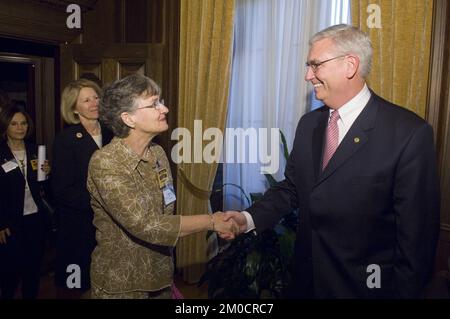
left=310, top=24, right=373, bottom=78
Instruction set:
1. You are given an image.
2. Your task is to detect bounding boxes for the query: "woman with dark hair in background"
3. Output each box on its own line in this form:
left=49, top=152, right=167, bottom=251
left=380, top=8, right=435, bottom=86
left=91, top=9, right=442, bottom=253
left=0, top=105, right=50, bottom=299
left=52, top=79, right=113, bottom=297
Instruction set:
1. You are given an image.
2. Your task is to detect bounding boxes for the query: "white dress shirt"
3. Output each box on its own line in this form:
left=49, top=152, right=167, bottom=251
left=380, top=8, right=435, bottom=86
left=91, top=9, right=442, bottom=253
left=331, top=83, right=371, bottom=144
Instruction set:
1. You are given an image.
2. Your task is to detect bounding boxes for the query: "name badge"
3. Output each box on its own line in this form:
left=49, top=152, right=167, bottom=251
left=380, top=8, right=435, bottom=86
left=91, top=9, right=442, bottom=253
left=157, top=167, right=169, bottom=189
left=30, top=159, right=38, bottom=171
left=2, top=160, right=19, bottom=173
left=163, top=183, right=176, bottom=206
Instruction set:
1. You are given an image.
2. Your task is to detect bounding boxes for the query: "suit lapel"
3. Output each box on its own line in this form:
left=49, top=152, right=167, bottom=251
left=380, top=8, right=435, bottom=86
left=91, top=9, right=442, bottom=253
left=0, top=142, right=23, bottom=181
left=25, top=144, right=37, bottom=182
left=312, top=108, right=329, bottom=181
left=314, top=95, right=378, bottom=187
left=76, top=124, right=100, bottom=151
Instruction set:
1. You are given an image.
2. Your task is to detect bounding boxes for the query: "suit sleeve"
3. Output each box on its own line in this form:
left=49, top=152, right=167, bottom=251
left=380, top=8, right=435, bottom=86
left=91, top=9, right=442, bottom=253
left=247, top=125, right=301, bottom=233
left=51, top=134, right=91, bottom=211
left=393, top=123, right=440, bottom=298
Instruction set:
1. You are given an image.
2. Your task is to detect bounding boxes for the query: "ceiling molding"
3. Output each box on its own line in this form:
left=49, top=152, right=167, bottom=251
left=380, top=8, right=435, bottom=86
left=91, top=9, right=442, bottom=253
left=25, top=0, right=98, bottom=12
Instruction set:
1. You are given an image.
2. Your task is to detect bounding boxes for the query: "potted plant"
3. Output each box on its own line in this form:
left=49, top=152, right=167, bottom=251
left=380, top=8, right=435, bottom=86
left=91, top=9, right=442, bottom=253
left=199, top=132, right=298, bottom=298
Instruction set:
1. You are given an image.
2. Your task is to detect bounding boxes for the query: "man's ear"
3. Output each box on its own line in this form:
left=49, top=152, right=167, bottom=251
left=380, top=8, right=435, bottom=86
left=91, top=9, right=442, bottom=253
left=345, top=54, right=360, bottom=79
left=120, top=112, right=135, bottom=129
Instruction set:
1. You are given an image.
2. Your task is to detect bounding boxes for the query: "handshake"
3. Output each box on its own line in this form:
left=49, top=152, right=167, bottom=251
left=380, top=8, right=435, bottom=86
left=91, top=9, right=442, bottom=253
left=210, top=211, right=248, bottom=240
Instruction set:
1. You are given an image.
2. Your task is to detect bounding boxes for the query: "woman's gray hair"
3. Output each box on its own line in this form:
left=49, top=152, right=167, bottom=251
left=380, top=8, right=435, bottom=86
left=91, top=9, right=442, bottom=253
left=310, top=24, right=373, bottom=78
left=100, top=74, right=161, bottom=138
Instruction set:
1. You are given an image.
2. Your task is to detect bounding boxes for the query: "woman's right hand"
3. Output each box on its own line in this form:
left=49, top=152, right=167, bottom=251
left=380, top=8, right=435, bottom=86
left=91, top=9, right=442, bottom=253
left=0, top=228, right=11, bottom=244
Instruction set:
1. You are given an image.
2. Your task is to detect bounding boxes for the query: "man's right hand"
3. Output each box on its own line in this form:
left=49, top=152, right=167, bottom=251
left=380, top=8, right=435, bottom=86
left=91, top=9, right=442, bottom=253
left=0, top=228, right=11, bottom=244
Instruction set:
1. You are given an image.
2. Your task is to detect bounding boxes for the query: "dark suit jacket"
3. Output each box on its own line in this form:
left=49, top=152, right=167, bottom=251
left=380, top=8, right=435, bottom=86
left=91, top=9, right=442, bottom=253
left=51, top=123, right=112, bottom=288
left=0, top=141, right=44, bottom=231
left=247, top=92, right=440, bottom=298
left=51, top=124, right=113, bottom=235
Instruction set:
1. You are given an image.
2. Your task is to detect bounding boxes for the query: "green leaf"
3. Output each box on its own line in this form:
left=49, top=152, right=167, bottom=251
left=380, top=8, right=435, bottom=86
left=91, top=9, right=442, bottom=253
left=264, top=173, right=278, bottom=187
left=280, top=130, right=290, bottom=161
left=202, top=131, right=299, bottom=299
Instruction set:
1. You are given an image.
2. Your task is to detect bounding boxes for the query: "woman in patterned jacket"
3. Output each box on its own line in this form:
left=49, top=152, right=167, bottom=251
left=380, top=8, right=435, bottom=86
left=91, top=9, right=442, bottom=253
left=87, top=74, right=236, bottom=299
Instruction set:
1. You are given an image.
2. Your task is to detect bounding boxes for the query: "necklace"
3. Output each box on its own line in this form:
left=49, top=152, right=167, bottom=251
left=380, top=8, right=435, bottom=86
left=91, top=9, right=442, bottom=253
left=145, top=146, right=150, bottom=158
left=12, top=149, right=27, bottom=177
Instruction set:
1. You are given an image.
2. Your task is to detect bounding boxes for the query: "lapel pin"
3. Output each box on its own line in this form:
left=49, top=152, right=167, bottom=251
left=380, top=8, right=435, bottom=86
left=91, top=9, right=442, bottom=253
left=76, top=132, right=83, bottom=138
left=354, top=137, right=360, bottom=143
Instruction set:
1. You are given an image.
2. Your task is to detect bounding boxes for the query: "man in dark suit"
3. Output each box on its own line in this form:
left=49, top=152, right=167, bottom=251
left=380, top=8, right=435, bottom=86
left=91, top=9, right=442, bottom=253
left=221, top=24, right=440, bottom=298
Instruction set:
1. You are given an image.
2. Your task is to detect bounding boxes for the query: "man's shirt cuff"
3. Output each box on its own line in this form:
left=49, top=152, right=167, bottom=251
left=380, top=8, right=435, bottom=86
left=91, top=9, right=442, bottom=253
left=241, top=211, right=256, bottom=233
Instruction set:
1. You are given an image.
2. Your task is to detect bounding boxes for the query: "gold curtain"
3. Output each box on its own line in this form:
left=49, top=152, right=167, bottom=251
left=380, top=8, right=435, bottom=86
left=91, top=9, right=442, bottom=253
left=176, top=0, right=235, bottom=283
left=351, top=0, right=434, bottom=118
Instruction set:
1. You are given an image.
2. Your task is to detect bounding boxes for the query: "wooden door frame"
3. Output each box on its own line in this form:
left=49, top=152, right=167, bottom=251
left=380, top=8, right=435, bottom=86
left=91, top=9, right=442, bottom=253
left=426, top=0, right=450, bottom=269
left=0, top=53, right=55, bottom=149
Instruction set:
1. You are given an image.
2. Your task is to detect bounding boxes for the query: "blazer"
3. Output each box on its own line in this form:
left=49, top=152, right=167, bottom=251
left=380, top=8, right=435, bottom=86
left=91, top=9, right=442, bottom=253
left=247, top=92, right=440, bottom=298
left=0, top=141, right=44, bottom=231
left=51, top=123, right=113, bottom=239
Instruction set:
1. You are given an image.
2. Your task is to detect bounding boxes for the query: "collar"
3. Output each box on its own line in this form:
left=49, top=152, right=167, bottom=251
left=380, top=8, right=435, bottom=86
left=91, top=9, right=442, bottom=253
left=330, top=83, right=371, bottom=125
left=113, top=137, right=143, bottom=171
left=112, top=137, right=155, bottom=171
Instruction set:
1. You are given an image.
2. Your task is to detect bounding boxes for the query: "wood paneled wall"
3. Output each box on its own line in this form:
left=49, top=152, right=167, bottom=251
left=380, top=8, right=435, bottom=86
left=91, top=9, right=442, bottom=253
left=0, top=0, right=180, bottom=170
left=63, top=0, right=180, bottom=156
left=0, top=0, right=82, bottom=44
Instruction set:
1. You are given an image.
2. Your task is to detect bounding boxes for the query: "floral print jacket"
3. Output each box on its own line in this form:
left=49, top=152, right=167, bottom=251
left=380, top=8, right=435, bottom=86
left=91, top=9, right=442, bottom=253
left=87, top=137, right=180, bottom=293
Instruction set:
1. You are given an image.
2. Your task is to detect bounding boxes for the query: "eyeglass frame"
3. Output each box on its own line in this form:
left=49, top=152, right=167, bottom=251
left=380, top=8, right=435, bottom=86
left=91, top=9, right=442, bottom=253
left=135, top=98, right=166, bottom=111
left=305, top=54, right=347, bottom=73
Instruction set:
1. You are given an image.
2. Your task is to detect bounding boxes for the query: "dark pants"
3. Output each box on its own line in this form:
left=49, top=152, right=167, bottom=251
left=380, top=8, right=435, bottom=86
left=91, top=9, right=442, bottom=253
left=55, top=212, right=96, bottom=291
left=0, top=213, right=45, bottom=299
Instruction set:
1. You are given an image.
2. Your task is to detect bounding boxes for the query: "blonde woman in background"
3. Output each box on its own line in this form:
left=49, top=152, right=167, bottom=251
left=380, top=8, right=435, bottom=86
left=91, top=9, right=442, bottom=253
left=51, top=79, right=113, bottom=297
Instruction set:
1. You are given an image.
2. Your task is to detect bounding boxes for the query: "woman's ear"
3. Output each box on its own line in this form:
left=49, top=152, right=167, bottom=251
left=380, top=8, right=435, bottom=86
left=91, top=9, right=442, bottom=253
left=120, top=112, right=135, bottom=129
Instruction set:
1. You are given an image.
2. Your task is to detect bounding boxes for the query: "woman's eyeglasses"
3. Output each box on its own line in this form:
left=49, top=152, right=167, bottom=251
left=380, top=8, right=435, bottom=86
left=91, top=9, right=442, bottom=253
left=135, top=99, right=165, bottom=111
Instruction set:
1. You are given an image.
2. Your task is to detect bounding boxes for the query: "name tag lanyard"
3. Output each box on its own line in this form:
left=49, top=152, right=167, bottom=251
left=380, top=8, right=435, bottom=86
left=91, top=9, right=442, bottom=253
left=10, top=150, right=32, bottom=191
left=155, top=159, right=176, bottom=206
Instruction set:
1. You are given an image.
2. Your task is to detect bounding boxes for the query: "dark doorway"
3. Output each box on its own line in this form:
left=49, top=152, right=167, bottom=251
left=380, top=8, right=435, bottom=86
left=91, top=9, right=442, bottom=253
left=0, top=61, right=36, bottom=140
left=0, top=37, right=58, bottom=147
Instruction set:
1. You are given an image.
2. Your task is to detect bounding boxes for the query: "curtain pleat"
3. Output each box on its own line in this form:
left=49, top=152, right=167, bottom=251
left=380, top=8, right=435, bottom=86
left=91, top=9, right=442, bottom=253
left=351, top=0, right=433, bottom=118
left=177, top=0, right=235, bottom=283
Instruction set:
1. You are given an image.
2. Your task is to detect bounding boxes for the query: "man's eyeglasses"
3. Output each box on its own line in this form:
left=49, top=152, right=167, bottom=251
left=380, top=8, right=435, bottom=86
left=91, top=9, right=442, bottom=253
left=135, top=99, right=165, bottom=111
left=305, top=55, right=347, bottom=73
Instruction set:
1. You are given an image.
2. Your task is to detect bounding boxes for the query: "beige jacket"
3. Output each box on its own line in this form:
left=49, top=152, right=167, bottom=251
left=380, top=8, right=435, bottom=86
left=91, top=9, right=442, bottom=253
left=87, top=137, right=181, bottom=293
